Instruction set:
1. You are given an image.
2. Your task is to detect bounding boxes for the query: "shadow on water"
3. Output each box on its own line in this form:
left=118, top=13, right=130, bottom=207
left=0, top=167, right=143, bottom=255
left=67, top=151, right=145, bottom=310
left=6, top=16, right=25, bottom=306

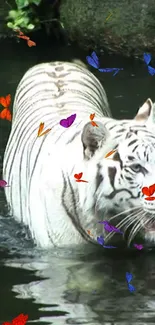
left=1, top=35, right=155, bottom=324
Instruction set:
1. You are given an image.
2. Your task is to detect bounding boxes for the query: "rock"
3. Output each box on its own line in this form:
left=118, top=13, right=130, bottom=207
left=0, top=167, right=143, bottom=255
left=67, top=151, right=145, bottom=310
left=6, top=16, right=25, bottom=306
left=60, top=0, right=155, bottom=57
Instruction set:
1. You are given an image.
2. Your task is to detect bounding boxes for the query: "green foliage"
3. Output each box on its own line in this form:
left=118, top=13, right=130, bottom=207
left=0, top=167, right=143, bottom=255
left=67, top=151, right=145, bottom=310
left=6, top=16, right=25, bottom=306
left=15, top=0, right=41, bottom=9
left=7, top=8, right=40, bottom=31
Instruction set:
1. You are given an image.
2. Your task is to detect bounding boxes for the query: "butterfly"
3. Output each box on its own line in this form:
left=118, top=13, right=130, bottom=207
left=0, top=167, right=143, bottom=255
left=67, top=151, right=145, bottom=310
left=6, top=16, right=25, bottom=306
left=98, top=220, right=123, bottom=234
left=105, top=150, right=116, bottom=158
left=126, top=272, right=136, bottom=292
left=147, top=65, right=155, bottom=76
left=133, top=244, right=143, bottom=250
left=86, top=51, right=123, bottom=76
left=97, top=235, right=117, bottom=248
left=60, top=113, right=76, bottom=128
left=16, top=30, right=36, bottom=47
left=142, top=183, right=155, bottom=200
left=74, top=172, right=88, bottom=183
left=87, top=230, right=94, bottom=236
left=2, top=313, right=28, bottom=325
left=143, top=53, right=155, bottom=76
left=0, top=94, right=12, bottom=121
left=37, top=122, right=52, bottom=137
left=0, top=180, right=10, bottom=188
left=89, top=113, right=98, bottom=127
left=143, top=53, right=151, bottom=65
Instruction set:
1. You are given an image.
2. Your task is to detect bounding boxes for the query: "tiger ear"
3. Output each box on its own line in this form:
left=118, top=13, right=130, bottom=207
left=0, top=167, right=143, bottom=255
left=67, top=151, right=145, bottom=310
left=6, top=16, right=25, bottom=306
left=134, top=98, right=153, bottom=122
left=81, top=121, right=109, bottom=159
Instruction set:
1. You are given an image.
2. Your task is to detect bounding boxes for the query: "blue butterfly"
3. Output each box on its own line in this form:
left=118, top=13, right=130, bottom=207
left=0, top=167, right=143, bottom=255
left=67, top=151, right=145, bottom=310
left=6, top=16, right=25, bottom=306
left=126, top=272, right=136, bottom=292
left=86, top=51, right=123, bottom=76
left=143, top=53, right=155, bottom=76
left=148, top=65, right=155, bottom=76
left=143, top=53, right=152, bottom=65
left=86, top=51, right=100, bottom=69
left=99, top=67, right=123, bottom=76
left=97, top=235, right=117, bottom=248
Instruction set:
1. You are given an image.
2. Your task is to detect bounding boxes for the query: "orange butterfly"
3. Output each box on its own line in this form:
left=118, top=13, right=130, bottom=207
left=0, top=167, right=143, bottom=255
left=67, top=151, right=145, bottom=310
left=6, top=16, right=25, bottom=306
left=0, top=94, right=12, bottom=121
left=16, top=30, right=36, bottom=47
left=87, top=230, right=94, bottom=236
left=89, top=113, right=98, bottom=127
left=105, top=150, right=116, bottom=158
left=37, top=122, right=52, bottom=137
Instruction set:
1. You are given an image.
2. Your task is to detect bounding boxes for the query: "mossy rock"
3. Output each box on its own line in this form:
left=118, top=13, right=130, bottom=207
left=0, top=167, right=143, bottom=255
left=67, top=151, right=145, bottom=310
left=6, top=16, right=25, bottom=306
left=60, top=0, right=155, bottom=57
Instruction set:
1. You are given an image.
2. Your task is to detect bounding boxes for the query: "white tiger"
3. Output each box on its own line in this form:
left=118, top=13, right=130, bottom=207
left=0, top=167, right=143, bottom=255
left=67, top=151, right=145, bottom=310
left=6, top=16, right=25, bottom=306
left=3, top=60, right=155, bottom=248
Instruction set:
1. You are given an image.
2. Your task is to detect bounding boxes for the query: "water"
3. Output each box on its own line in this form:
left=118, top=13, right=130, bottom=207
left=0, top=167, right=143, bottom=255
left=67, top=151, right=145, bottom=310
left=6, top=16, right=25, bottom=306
left=1, top=36, right=155, bottom=324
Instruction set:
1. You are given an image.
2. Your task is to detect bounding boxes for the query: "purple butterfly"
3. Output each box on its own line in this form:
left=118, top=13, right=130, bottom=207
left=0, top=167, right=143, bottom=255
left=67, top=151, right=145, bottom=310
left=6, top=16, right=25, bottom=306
left=98, top=220, right=123, bottom=234
left=0, top=180, right=10, bottom=188
left=126, top=272, right=136, bottom=292
left=97, top=235, right=117, bottom=248
left=133, top=244, right=143, bottom=250
left=60, top=114, right=76, bottom=128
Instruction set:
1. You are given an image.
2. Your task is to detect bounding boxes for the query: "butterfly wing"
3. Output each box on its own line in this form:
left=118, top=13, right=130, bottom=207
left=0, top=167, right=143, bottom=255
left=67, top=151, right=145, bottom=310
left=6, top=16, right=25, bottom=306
left=0, top=108, right=7, bottom=119
left=103, top=245, right=117, bottom=248
left=86, top=56, right=98, bottom=69
left=128, top=283, right=136, bottom=292
left=27, top=40, right=36, bottom=47
left=38, top=122, right=44, bottom=136
left=143, top=53, right=151, bottom=65
left=12, top=314, right=28, bottom=325
left=97, top=235, right=104, bottom=246
left=148, top=65, right=155, bottom=76
left=91, top=51, right=99, bottom=67
left=74, top=172, right=83, bottom=180
left=0, top=180, right=7, bottom=187
left=91, top=121, right=98, bottom=127
left=105, top=150, right=116, bottom=158
left=67, top=113, right=76, bottom=127
left=6, top=109, right=12, bottom=121
left=112, top=69, right=120, bottom=76
left=0, top=94, right=11, bottom=108
left=126, top=272, right=133, bottom=283
left=90, top=113, right=95, bottom=121
left=5, top=94, right=11, bottom=108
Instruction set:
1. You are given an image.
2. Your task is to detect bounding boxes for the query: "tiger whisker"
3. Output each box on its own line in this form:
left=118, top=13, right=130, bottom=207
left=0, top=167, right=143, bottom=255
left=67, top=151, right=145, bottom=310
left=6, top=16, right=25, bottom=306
left=122, top=210, right=143, bottom=235
left=128, top=211, right=148, bottom=246
left=108, top=206, right=140, bottom=221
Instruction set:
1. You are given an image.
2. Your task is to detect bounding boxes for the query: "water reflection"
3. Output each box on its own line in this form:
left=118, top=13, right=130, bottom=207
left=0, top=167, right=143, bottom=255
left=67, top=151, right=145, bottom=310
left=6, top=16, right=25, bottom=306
left=2, top=249, right=155, bottom=324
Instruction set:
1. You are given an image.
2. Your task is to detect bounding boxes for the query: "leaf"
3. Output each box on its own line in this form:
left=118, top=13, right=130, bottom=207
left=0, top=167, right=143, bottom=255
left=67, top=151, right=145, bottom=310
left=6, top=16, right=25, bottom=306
left=15, top=0, right=29, bottom=9
left=27, top=24, right=35, bottom=30
left=29, top=0, right=41, bottom=5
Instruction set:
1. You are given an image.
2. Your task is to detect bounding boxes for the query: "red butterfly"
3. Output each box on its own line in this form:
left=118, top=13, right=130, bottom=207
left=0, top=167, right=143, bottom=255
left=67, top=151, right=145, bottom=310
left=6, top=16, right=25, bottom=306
left=74, top=172, right=88, bottom=183
left=16, top=30, right=36, bottom=47
left=2, top=313, right=28, bottom=325
left=0, top=94, right=12, bottom=121
left=142, top=183, right=155, bottom=201
left=89, top=113, right=98, bottom=127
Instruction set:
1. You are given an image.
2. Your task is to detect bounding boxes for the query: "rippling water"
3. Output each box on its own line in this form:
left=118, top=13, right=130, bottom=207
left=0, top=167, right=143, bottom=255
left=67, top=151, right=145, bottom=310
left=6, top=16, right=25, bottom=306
left=1, top=37, right=155, bottom=325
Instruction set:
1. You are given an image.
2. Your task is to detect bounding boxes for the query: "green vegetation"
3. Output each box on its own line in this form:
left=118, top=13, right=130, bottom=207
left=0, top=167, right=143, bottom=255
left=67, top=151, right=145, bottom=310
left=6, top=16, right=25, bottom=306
left=7, top=0, right=42, bottom=31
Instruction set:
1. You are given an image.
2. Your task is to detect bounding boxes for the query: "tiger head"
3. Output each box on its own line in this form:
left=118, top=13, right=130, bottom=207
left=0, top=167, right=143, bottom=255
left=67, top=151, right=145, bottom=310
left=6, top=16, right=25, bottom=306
left=81, top=98, right=155, bottom=246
